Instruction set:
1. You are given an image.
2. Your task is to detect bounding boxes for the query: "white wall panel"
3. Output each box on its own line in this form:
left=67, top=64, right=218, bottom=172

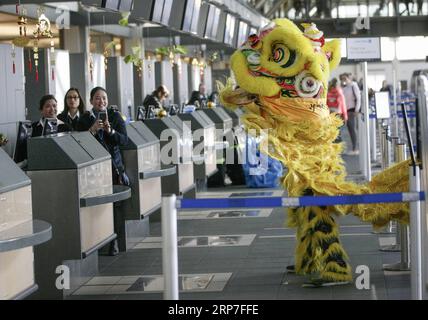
left=0, top=44, right=25, bottom=157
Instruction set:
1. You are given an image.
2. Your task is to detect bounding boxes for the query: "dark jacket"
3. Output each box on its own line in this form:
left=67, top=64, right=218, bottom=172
left=143, top=94, right=162, bottom=110
left=77, top=108, right=128, bottom=172
left=31, top=119, right=71, bottom=137
left=188, top=91, right=207, bottom=107
left=57, top=111, right=80, bottom=131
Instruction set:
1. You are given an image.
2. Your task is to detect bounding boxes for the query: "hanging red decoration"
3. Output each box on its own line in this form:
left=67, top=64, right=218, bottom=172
left=33, top=8, right=54, bottom=83
left=89, top=53, right=94, bottom=82
left=11, top=44, right=16, bottom=74
left=50, top=40, right=55, bottom=81
left=28, top=49, right=32, bottom=72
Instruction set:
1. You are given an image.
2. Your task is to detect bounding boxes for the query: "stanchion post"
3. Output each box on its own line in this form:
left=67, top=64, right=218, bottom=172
left=383, top=143, right=410, bottom=268
left=409, top=165, right=423, bottom=300
left=377, top=125, right=395, bottom=235
left=361, top=61, right=371, bottom=181
left=161, top=194, right=179, bottom=300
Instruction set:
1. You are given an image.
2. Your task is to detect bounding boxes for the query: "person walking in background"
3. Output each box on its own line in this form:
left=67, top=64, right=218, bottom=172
left=340, top=73, right=361, bottom=155
left=327, top=78, right=348, bottom=143
left=380, top=80, right=393, bottom=97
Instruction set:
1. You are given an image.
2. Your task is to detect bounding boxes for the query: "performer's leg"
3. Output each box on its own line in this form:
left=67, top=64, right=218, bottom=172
left=294, top=191, right=352, bottom=284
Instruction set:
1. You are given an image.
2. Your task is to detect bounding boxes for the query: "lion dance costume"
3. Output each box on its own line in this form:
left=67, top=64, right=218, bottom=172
left=220, top=19, right=410, bottom=286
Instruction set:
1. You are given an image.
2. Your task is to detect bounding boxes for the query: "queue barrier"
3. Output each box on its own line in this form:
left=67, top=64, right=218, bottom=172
left=161, top=182, right=425, bottom=300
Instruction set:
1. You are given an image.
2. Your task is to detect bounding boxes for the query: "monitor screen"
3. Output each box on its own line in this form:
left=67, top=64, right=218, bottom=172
left=118, top=0, right=133, bottom=12
left=237, top=21, right=249, bottom=47
left=375, top=92, right=390, bottom=119
left=189, top=0, right=201, bottom=34
left=204, top=4, right=220, bottom=39
left=136, top=106, right=146, bottom=120
left=224, top=14, right=236, bottom=46
left=101, top=0, right=119, bottom=10
left=145, top=106, right=155, bottom=119
left=151, top=0, right=165, bottom=23
left=42, top=118, right=58, bottom=136
left=13, top=121, right=32, bottom=163
left=182, top=0, right=194, bottom=32
left=161, top=0, right=173, bottom=25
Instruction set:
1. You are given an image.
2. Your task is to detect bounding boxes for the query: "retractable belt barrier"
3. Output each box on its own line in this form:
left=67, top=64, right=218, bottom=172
left=162, top=187, right=425, bottom=300
left=177, top=192, right=425, bottom=209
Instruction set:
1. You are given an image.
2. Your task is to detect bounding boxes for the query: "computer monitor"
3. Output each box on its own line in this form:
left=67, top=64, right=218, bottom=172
left=101, top=0, right=119, bottom=10
left=118, top=0, right=133, bottom=12
left=145, top=105, right=156, bottom=119
left=136, top=106, right=146, bottom=120
left=169, top=104, right=178, bottom=116
left=374, top=92, right=390, bottom=119
left=42, top=118, right=58, bottom=136
left=13, top=121, right=32, bottom=163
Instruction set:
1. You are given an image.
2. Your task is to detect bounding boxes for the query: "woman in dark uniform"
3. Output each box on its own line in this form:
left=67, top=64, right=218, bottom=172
left=77, top=86, right=129, bottom=185
left=77, top=86, right=129, bottom=256
left=142, top=85, right=169, bottom=118
left=57, top=87, right=85, bottom=131
left=32, top=95, right=71, bottom=137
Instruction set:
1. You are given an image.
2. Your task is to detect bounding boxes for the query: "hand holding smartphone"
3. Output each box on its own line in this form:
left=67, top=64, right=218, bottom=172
left=98, top=110, right=108, bottom=122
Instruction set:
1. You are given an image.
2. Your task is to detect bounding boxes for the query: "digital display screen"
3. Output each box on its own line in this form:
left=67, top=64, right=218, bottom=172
left=224, top=14, right=236, bottom=46
left=161, top=0, right=173, bottom=25
left=182, top=0, right=201, bottom=33
left=151, top=0, right=165, bottom=23
left=101, top=0, right=119, bottom=10
left=204, top=4, right=220, bottom=39
left=182, top=0, right=194, bottom=32
left=237, top=21, right=248, bottom=47
left=189, top=0, right=201, bottom=34
left=375, top=92, right=390, bottom=119
left=118, top=0, right=134, bottom=12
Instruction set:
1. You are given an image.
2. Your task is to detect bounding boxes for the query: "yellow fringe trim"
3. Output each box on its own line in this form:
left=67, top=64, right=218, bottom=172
left=222, top=98, right=411, bottom=227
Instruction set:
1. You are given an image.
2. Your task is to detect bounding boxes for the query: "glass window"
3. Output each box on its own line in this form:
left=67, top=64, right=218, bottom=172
left=381, top=37, right=395, bottom=61
left=396, top=37, right=428, bottom=60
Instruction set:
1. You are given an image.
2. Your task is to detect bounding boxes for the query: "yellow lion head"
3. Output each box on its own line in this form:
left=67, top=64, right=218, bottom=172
left=223, top=19, right=340, bottom=112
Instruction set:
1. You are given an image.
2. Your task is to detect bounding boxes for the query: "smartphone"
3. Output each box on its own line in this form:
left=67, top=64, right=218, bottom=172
left=98, top=110, right=107, bottom=122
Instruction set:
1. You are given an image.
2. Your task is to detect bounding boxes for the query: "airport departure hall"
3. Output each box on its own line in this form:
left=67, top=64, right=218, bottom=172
left=1, top=0, right=428, bottom=303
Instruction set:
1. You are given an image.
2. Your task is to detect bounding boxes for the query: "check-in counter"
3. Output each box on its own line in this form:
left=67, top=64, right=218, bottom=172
left=26, top=132, right=131, bottom=299
left=0, top=149, right=52, bottom=300
left=144, top=117, right=196, bottom=198
left=117, top=122, right=176, bottom=250
left=221, top=107, right=247, bottom=163
left=175, top=112, right=217, bottom=191
left=198, top=107, right=233, bottom=157
left=223, top=106, right=243, bottom=128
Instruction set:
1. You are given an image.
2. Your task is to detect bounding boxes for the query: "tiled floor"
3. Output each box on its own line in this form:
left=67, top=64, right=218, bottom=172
left=67, top=130, right=412, bottom=300
left=72, top=273, right=232, bottom=296
left=132, top=234, right=257, bottom=249
left=179, top=209, right=273, bottom=220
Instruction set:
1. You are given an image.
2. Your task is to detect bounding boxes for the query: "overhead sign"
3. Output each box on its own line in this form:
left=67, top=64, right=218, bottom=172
left=346, top=37, right=381, bottom=61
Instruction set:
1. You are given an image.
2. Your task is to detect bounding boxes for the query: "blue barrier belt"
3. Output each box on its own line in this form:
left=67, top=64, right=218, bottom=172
left=177, top=192, right=425, bottom=209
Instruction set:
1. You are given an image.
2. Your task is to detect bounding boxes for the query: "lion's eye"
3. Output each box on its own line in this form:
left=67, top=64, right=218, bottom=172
left=271, top=43, right=297, bottom=68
